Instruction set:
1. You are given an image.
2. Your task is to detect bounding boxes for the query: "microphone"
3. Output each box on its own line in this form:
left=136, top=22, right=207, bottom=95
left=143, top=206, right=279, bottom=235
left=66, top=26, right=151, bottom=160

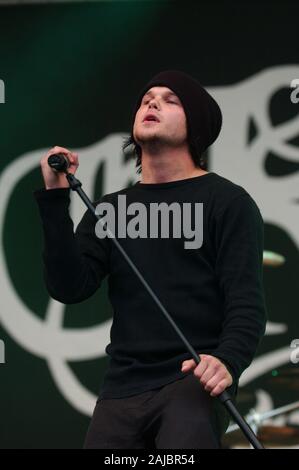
left=47, top=153, right=70, bottom=173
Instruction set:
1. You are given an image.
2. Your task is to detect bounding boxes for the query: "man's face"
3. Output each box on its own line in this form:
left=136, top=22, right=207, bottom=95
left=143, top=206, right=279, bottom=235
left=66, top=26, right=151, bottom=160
left=133, top=86, right=188, bottom=149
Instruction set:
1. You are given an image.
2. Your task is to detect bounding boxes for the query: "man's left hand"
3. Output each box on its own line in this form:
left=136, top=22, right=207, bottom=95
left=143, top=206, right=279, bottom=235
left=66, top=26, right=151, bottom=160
left=181, top=354, right=233, bottom=397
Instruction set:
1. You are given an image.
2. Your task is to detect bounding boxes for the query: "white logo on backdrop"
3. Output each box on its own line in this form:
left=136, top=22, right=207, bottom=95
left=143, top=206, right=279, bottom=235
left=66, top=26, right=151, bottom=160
left=0, top=66, right=298, bottom=419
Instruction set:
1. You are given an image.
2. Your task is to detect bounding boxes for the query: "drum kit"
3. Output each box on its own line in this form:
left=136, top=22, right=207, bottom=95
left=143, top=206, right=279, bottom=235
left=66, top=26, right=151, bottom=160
left=222, top=396, right=299, bottom=449
left=222, top=250, right=299, bottom=449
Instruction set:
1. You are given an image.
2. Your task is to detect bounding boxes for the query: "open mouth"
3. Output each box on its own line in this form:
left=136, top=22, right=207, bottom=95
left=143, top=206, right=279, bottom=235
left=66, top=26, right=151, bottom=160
left=143, top=114, right=160, bottom=123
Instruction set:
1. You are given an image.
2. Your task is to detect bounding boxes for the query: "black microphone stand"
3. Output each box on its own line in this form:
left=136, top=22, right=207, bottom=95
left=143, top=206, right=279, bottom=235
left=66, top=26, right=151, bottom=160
left=48, top=154, right=264, bottom=449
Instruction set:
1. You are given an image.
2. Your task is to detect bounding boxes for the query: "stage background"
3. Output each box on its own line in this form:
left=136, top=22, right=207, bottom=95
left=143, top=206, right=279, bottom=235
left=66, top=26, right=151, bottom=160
left=0, top=0, right=298, bottom=448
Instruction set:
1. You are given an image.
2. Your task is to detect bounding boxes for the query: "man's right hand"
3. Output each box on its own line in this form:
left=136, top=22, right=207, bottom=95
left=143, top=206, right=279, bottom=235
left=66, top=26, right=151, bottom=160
left=40, top=146, right=79, bottom=190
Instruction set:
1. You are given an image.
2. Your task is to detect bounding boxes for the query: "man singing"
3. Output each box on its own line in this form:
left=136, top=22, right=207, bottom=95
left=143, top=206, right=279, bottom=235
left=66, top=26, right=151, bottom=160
left=34, top=70, right=267, bottom=449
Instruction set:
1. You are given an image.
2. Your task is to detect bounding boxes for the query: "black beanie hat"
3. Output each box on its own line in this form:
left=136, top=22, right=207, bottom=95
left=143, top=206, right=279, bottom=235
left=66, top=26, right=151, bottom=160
left=131, top=70, right=222, bottom=156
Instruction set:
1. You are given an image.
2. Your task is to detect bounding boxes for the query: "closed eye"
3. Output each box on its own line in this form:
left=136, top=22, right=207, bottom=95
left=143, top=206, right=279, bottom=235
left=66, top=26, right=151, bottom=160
left=143, top=100, right=177, bottom=105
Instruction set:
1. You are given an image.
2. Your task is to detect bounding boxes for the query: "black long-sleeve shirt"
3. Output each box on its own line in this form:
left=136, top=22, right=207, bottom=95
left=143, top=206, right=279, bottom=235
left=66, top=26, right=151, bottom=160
left=33, top=172, right=267, bottom=399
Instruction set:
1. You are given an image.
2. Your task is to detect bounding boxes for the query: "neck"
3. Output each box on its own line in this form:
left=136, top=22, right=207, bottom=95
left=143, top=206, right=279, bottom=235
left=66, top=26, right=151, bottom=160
left=139, top=147, right=207, bottom=184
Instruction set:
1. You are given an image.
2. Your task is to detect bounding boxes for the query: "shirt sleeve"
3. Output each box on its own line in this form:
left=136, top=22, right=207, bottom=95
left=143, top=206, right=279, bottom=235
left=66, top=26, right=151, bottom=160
left=211, top=193, right=267, bottom=383
left=33, top=187, right=110, bottom=304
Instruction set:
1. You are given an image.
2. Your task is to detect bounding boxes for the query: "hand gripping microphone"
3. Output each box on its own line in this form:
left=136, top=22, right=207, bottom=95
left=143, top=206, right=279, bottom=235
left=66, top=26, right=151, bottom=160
left=47, top=152, right=70, bottom=173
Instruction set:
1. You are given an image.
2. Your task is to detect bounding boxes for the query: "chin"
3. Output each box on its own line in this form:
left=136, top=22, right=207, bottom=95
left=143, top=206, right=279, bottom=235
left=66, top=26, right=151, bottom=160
left=136, top=129, right=163, bottom=140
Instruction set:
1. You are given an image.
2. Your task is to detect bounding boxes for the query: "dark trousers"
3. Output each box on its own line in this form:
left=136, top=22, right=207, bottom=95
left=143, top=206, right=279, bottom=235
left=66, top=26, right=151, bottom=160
left=84, top=372, right=233, bottom=449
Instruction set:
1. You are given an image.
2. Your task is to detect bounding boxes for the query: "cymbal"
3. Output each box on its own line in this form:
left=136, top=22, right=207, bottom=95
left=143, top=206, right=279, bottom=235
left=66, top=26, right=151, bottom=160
left=263, top=251, right=286, bottom=267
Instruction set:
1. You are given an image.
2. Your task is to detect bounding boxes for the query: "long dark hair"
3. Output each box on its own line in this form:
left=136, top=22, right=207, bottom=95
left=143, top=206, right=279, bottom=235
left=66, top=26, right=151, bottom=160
left=122, top=133, right=206, bottom=175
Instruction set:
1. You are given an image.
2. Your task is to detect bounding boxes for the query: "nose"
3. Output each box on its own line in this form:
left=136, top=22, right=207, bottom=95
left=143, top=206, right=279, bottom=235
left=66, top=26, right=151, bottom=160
left=148, top=97, right=159, bottom=110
